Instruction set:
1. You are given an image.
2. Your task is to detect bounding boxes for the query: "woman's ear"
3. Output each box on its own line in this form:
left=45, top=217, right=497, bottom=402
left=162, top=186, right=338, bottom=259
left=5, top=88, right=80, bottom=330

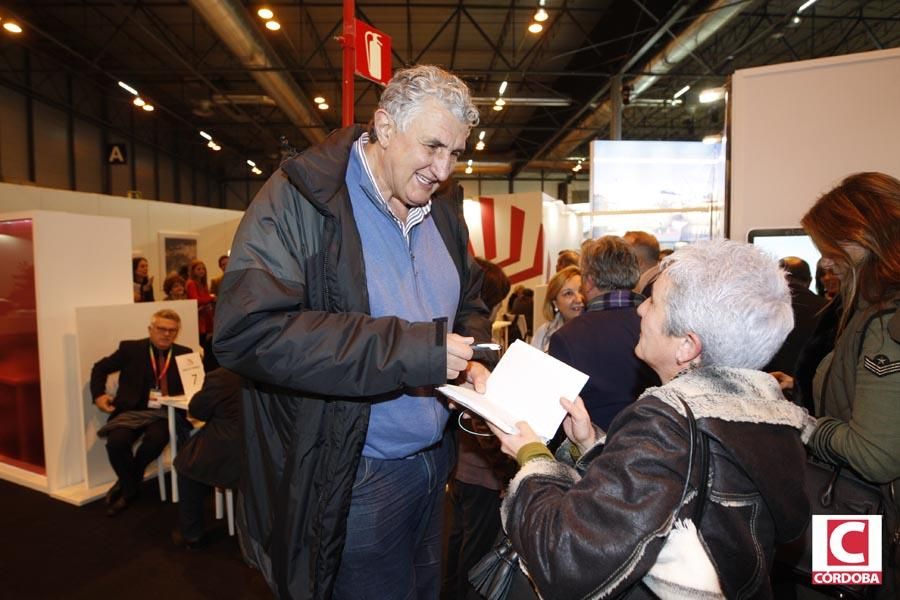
left=675, top=332, right=703, bottom=367
left=372, top=109, right=393, bottom=148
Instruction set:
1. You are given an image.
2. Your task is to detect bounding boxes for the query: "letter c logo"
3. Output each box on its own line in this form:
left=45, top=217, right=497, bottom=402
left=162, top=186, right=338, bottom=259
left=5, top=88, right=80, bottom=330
left=830, top=521, right=866, bottom=564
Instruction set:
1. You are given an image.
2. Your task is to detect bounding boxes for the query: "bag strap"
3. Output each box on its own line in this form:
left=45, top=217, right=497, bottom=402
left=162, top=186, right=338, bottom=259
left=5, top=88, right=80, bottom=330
left=678, top=399, right=711, bottom=526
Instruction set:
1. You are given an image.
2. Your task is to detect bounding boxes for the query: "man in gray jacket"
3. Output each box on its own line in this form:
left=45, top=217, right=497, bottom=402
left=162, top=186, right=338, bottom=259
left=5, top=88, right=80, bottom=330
left=214, top=65, right=492, bottom=600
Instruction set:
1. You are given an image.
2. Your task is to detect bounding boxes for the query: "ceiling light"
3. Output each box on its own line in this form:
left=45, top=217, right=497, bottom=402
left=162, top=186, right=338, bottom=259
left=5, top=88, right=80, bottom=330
left=142, top=104, right=154, bottom=112
left=252, top=167, right=263, bottom=175
left=478, top=130, right=486, bottom=141
left=797, top=0, right=818, bottom=13
left=527, top=22, right=543, bottom=34
left=313, top=96, right=325, bottom=104
left=3, top=21, right=23, bottom=34
left=133, top=97, right=146, bottom=107
left=673, top=85, right=690, bottom=100
left=207, top=140, right=217, bottom=149
left=572, top=164, right=581, bottom=172
left=498, top=80, right=508, bottom=96
left=257, top=7, right=274, bottom=19
left=211, top=143, right=221, bottom=151
left=247, top=159, right=256, bottom=167
left=698, top=87, right=726, bottom=103
left=534, top=8, right=549, bottom=22
left=265, top=20, right=281, bottom=31
left=199, top=131, right=212, bottom=141
left=318, top=102, right=329, bottom=110
left=464, top=166, right=473, bottom=174
left=494, top=98, right=505, bottom=107
left=791, top=15, right=802, bottom=24
left=118, top=81, right=138, bottom=96
left=492, top=104, right=503, bottom=111
left=475, top=140, right=485, bottom=151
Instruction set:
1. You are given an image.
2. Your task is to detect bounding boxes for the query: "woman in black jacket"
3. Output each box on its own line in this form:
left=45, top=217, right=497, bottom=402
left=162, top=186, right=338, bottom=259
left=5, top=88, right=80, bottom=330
left=172, top=368, right=241, bottom=547
left=489, top=240, right=814, bottom=599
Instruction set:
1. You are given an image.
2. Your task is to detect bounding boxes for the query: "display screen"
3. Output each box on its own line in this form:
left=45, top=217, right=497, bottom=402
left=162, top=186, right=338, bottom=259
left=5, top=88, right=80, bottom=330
left=747, top=227, right=821, bottom=292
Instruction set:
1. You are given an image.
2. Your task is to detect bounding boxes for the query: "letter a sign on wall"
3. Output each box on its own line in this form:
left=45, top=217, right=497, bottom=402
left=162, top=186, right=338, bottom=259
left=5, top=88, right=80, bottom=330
left=355, top=20, right=391, bottom=86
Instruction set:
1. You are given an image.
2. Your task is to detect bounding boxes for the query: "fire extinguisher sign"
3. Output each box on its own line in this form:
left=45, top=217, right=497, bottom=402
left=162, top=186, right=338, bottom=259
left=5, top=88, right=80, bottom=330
left=354, top=20, right=392, bottom=86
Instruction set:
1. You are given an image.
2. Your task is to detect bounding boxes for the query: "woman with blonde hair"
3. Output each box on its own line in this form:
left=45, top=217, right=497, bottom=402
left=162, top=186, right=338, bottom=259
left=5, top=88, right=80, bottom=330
left=530, top=266, right=583, bottom=352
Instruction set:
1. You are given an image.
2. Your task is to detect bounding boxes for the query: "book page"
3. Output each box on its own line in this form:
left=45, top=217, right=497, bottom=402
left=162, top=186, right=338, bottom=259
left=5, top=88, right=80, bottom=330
left=439, top=340, right=588, bottom=441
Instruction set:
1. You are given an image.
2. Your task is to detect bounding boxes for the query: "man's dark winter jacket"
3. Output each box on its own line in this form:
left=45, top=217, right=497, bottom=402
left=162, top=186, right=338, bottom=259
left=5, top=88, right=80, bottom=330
left=213, top=126, right=491, bottom=600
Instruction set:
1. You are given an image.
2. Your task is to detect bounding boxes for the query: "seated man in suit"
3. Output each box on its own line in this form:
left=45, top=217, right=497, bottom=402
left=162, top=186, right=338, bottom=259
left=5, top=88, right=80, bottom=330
left=91, top=308, right=192, bottom=516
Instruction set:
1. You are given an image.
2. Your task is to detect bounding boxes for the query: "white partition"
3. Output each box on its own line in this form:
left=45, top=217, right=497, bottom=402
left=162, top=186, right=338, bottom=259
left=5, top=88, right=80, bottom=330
left=0, top=211, right=131, bottom=496
left=730, top=47, right=900, bottom=242
left=0, top=182, right=243, bottom=297
left=75, top=301, right=199, bottom=496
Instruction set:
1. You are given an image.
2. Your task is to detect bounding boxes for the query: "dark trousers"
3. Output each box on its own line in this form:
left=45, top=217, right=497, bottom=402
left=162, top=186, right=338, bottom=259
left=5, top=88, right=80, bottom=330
left=332, top=436, right=452, bottom=600
left=442, top=480, right=503, bottom=600
left=177, top=473, right=211, bottom=540
left=105, top=419, right=169, bottom=498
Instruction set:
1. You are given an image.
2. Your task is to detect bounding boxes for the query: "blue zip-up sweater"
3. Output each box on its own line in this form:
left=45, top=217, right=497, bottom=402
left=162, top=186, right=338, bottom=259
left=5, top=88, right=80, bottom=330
left=346, top=137, right=461, bottom=458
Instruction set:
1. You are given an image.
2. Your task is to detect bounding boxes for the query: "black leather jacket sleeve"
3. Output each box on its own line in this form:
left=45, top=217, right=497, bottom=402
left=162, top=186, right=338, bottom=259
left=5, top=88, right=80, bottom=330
left=503, top=399, right=690, bottom=600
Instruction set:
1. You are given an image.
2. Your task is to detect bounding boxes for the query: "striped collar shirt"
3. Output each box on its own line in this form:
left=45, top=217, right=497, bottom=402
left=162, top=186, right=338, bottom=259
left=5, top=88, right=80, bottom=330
left=355, top=132, right=432, bottom=242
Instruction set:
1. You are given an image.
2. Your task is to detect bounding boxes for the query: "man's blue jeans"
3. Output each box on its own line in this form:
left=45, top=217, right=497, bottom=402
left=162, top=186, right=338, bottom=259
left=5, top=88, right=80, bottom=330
left=333, top=434, right=452, bottom=600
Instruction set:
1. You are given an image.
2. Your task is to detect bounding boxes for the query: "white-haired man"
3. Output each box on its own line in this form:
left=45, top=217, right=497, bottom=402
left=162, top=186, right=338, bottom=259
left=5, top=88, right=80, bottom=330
left=214, top=65, right=493, bottom=599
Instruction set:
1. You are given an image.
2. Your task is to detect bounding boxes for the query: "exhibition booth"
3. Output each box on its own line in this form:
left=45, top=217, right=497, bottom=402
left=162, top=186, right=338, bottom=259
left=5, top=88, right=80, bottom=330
left=0, top=45, right=899, bottom=506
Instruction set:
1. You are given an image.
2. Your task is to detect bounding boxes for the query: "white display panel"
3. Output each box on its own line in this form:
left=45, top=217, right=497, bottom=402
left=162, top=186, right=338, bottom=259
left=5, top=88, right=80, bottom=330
left=588, top=140, right=726, bottom=247
left=748, top=228, right=821, bottom=292
left=730, top=47, right=900, bottom=243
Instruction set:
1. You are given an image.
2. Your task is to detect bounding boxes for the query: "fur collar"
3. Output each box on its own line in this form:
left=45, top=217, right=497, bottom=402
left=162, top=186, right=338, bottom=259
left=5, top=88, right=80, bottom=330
left=639, top=366, right=816, bottom=437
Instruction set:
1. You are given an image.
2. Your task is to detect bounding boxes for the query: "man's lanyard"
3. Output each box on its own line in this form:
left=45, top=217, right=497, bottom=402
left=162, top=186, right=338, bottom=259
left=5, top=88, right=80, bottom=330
left=149, top=344, right=173, bottom=390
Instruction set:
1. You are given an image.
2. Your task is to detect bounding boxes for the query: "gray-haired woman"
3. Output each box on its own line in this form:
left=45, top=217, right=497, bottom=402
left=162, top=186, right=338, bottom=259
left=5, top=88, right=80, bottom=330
left=489, top=240, right=815, bottom=599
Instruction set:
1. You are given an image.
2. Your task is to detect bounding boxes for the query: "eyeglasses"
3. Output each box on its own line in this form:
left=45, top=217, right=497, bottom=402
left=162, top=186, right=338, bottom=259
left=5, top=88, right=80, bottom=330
left=152, top=325, right=179, bottom=335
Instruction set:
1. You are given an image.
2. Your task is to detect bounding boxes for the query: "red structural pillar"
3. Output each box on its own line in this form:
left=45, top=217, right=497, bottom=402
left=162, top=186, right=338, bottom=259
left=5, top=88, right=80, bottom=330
left=341, top=0, right=355, bottom=127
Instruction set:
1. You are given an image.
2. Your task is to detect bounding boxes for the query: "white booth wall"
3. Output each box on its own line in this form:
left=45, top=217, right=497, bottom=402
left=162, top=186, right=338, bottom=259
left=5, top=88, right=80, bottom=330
left=730, top=47, right=900, bottom=242
left=0, top=211, right=132, bottom=496
left=0, top=182, right=243, bottom=296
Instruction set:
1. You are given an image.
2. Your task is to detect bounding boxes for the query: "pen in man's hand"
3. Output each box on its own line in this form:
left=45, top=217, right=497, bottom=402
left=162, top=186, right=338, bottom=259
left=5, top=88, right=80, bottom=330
left=470, top=342, right=502, bottom=351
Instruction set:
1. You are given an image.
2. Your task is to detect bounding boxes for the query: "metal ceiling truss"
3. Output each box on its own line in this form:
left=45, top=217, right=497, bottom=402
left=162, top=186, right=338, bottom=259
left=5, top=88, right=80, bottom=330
left=2, top=0, right=900, bottom=196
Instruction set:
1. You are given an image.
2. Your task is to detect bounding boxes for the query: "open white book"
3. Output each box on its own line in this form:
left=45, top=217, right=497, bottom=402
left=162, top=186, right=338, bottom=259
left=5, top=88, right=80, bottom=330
left=438, top=340, right=589, bottom=441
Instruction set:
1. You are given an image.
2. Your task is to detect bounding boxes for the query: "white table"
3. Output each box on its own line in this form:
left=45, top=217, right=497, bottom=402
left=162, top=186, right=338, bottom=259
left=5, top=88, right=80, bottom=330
left=158, top=395, right=190, bottom=502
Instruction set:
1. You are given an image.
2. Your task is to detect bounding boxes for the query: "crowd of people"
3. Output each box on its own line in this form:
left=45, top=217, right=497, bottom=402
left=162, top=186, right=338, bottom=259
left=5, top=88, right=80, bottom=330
left=92, top=65, right=897, bottom=600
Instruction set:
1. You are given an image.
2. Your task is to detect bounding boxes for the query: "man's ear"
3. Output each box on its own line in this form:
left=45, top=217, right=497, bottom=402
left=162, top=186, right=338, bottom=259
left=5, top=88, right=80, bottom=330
left=372, top=109, right=393, bottom=148
left=675, top=332, right=703, bottom=367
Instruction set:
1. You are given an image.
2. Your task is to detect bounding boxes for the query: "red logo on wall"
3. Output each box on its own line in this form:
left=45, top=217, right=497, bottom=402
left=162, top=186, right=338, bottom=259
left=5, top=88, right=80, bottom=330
left=355, top=20, right=391, bottom=86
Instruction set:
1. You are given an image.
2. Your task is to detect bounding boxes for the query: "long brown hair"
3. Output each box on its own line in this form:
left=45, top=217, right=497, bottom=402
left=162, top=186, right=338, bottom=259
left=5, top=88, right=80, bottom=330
left=188, top=259, right=209, bottom=288
left=801, top=172, right=900, bottom=330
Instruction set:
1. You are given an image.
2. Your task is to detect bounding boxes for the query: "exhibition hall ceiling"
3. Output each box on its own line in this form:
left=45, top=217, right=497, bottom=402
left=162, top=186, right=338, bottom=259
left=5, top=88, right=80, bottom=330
left=1, top=0, right=899, bottom=179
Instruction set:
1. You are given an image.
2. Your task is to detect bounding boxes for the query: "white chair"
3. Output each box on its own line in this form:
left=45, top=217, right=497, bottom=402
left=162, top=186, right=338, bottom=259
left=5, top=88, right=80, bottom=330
left=155, top=455, right=167, bottom=501
left=214, top=487, right=235, bottom=536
